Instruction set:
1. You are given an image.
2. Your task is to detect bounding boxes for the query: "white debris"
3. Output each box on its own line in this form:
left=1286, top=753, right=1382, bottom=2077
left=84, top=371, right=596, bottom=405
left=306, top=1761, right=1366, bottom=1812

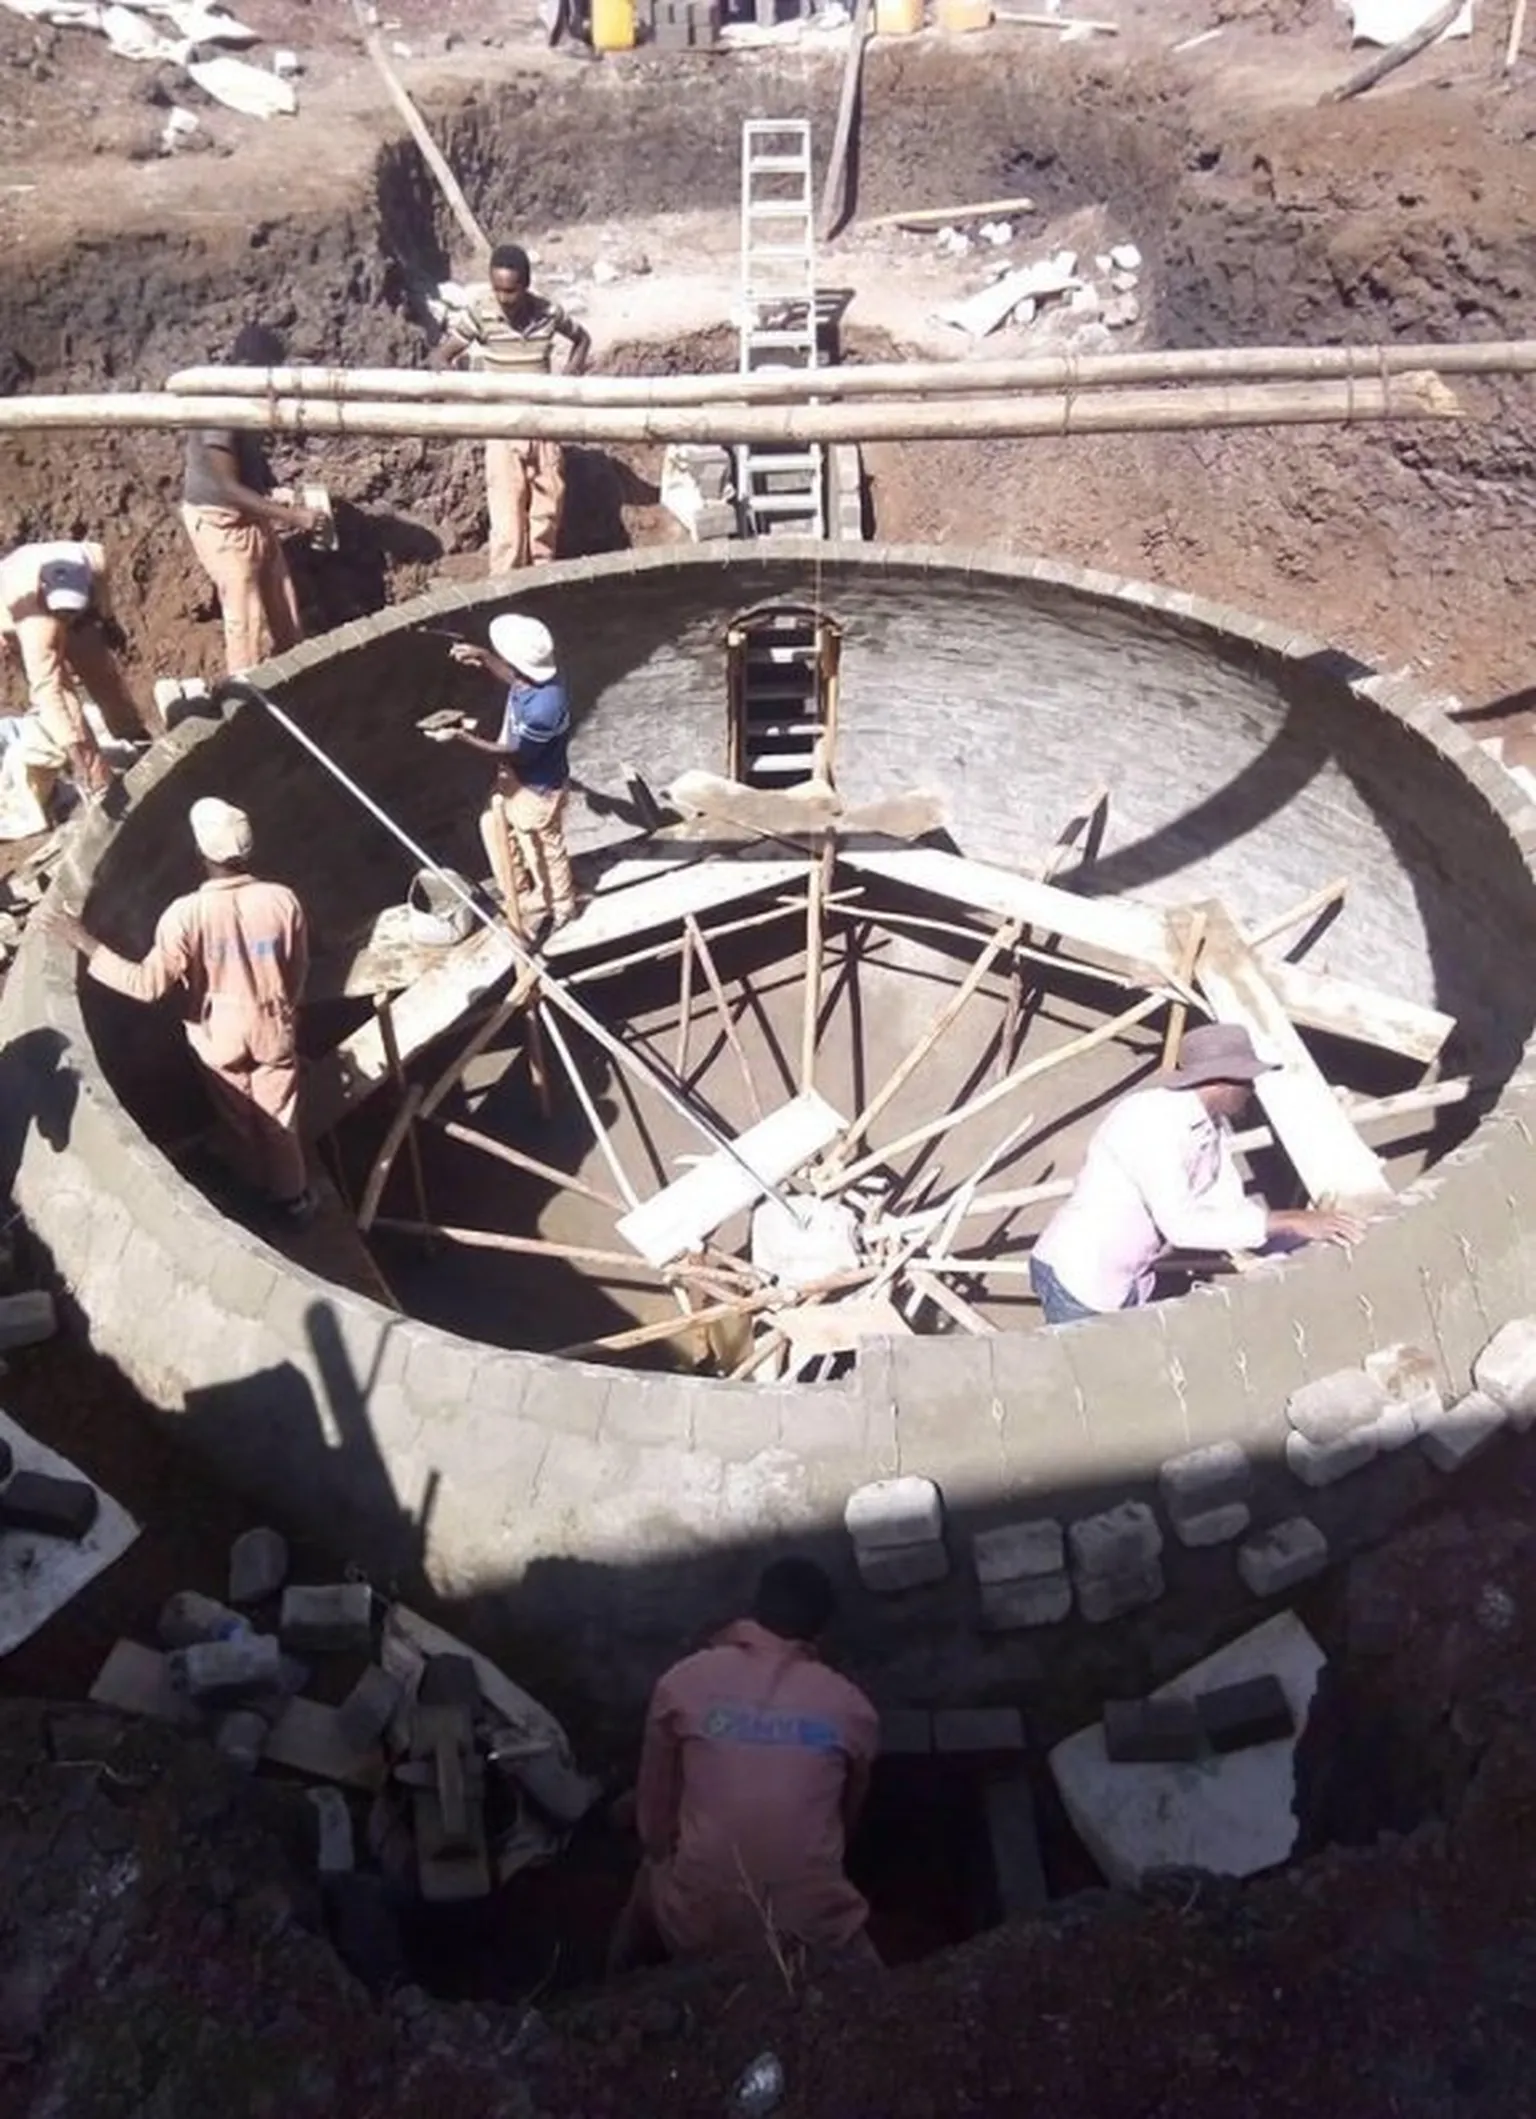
left=935, top=249, right=1080, bottom=336
left=1013, top=295, right=1037, bottom=327
left=187, top=52, right=296, bottom=115
left=1103, top=294, right=1140, bottom=330
left=1171, top=24, right=1223, bottom=50
left=979, top=219, right=1014, bottom=246
left=160, top=105, right=199, bottom=150
left=390, top=35, right=411, bottom=53
left=1109, top=241, right=1142, bottom=272
left=1110, top=268, right=1139, bottom=291
left=1095, top=252, right=1113, bottom=273
left=271, top=45, right=300, bottom=73
left=1350, top=0, right=1471, bottom=42
left=0, top=1407, right=140, bottom=1657
left=1069, top=283, right=1101, bottom=316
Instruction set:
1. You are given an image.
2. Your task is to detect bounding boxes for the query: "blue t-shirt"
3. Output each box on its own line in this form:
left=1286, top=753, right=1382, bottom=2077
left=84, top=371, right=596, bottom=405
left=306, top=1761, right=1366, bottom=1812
left=498, top=676, right=570, bottom=792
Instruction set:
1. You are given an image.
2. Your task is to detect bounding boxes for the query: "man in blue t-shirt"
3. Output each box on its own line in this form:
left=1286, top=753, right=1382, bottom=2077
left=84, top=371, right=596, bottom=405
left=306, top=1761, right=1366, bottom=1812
left=430, top=613, right=576, bottom=932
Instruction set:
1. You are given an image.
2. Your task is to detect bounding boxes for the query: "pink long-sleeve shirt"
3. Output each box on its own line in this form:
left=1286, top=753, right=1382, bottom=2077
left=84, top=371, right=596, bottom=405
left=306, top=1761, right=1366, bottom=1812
left=636, top=1618, right=879, bottom=1956
left=1033, top=1085, right=1269, bottom=1313
left=87, top=874, right=307, bottom=1072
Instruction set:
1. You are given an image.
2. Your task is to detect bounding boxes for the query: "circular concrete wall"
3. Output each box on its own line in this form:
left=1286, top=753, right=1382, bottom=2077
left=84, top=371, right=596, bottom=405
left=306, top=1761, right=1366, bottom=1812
left=7, top=543, right=1536, bottom=1733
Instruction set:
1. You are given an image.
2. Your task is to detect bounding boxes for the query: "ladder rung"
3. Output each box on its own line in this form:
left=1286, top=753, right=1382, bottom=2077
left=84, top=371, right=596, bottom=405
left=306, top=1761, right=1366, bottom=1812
left=749, top=247, right=813, bottom=261
left=748, top=154, right=812, bottom=172
left=745, top=452, right=821, bottom=474
left=748, top=201, right=810, bottom=216
left=746, top=330, right=817, bottom=348
left=750, top=495, right=821, bottom=516
left=750, top=722, right=822, bottom=738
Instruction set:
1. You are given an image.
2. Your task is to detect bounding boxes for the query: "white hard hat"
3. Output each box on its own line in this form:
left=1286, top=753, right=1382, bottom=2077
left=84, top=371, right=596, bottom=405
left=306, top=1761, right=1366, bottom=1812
left=489, top=612, right=556, bottom=683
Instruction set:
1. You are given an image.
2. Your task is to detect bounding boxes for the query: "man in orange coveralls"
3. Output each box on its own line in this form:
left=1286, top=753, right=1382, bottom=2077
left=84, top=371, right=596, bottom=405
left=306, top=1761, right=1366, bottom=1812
left=51, top=796, right=314, bottom=1223
left=610, top=1557, right=880, bottom=1973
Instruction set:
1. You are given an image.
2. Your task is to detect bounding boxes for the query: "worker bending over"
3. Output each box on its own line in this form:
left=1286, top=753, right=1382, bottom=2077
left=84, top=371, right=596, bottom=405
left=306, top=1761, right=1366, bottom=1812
left=429, top=242, right=591, bottom=573
left=180, top=325, right=323, bottom=674
left=610, top=1558, right=880, bottom=1974
left=0, top=538, right=158, bottom=803
left=52, top=799, right=315, bottom=1224
left=427, top=613, right=577, bottom=934
left=1030, top=1022, right=1365, bottom=1326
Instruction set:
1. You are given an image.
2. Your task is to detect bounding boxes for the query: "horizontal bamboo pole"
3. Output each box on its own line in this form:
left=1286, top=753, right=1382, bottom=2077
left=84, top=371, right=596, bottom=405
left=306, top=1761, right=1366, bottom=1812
left=372, top=1217, right=661, bottom=1274
left=1, top=375, right=1462, bottom=444
left=164, top=339, right=1536, bottom=407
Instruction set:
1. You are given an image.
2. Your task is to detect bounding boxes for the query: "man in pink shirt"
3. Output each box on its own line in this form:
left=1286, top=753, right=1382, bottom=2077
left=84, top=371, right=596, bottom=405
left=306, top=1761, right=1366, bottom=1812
left=51, top=798, right=314, bottom=1223
left=1030, top=1023, right=1364, bottom=1325
left=611, top=1558, right=879, bottom=1973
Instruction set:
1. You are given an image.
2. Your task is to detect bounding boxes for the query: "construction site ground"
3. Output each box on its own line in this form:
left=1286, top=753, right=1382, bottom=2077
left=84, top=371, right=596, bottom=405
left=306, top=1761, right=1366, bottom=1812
left=5, top=0, right=1536, bottom=2111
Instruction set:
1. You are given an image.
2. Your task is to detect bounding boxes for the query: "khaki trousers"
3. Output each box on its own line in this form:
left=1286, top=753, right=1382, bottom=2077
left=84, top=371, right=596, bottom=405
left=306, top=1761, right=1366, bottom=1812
left=479, top=778, right=574, bottom=925
left=485, top=438, right=565, bottom=574
left=182, top=504, right=303, bottom=674
left=200, top=1053, right=307, bottom=1204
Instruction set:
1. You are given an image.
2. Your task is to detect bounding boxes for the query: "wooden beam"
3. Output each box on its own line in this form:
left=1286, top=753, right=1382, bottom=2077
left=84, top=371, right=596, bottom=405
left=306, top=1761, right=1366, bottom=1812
left=417, top=967, right=540, bottom=1121
left=686, top=912, right=764, bottom=1122
left=801, top=839, right=831, bottom=1094
left=545, top=855, right=807, bottom=959
left=674, top=920, right=696, bottom=1079
left=357, top=18, right=489, bottom=264
left=1245, top=878, right=1347, bottom=953
left=1193, top=904, right=1392, bottom=1202
left=861, top=195, right=1037, bottom=232
left=1320, top=0, right=1463, bottom=101
left=906, top=1266, right=997, bottom=1336
left=372, top=1220, right=666, bottom=1275
left=375, top=992, right=432, bottom=1243
left=616, top=1091, right=846, bottom=1268
left=564, top=889, right=860, bottom=987
left=820, top=0, right=874, bottom=239
left=427, top=1117, right=623, bottom=1212
left=357, top=1084, right=425, bottom=1235
left=555, top=1264, right=879, bottom=1360
left=537, top=1003, right=642, bottom=1212
left=1264, top=957, right=1453, bottom=1066
left=1162, top=907, right=1209, bottom=1069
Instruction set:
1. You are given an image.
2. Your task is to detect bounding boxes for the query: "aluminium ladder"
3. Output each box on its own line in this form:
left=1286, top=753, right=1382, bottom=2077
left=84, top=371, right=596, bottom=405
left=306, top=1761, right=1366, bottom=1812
left=737, top=120, right=825, bottom=542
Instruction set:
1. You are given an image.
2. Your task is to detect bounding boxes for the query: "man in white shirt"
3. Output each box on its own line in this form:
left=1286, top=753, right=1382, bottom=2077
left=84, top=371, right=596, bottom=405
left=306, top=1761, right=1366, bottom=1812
left=1030, top=1023, right=1365, bottom=1326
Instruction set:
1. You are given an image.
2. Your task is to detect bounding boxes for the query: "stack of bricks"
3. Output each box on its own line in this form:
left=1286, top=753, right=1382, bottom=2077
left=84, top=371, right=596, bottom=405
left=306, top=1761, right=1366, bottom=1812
left=646, top=0, right=721, bottom=47
left=1067, top=1500, right=1164, bottom=1625
left=971, top=1517, right=1072, bottom=1631
left=844, top=1475, right=949, bottom=1593
left=1157, top=1441, right=1252, bottom=1549
left=828, top=443, right=866, bottom=542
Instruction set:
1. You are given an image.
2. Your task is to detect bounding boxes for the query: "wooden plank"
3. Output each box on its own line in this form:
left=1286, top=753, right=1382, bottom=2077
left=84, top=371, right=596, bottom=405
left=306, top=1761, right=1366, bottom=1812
left=617, top=1091, right=846, bottom=1268
left=906, top=1266, right=997, bottom=1336
left=778, top=1294, right=912, bottom=1354
left=1263, top=957, right=1454, bottom=1065
left=1194, top=904, right=1392, bottom=1202
left=307, top=924, right=517, bottom=1137
left=841, top=844, right=1182, bottom=983
left=544, top=857, right=806, bottom=959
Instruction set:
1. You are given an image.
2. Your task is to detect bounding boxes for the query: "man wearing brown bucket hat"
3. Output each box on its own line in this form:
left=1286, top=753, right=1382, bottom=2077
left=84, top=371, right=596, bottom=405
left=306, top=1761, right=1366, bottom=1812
left=1030, top=1022, right=1366, bottom=1327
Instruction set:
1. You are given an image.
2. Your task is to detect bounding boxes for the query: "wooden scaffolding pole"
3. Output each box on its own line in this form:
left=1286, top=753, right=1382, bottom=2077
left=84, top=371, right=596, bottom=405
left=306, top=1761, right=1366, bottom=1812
left=801, top=838, right=832, bottom=1094
left=428, top=1116, right=624, bottom=1212
left=373, top=1219, right=665, bottom=1274
left=674, top=921, right=696, bottom=1080
left=536, top=1002, right=642, bottom=1212
left=357, top=18, right=490, bottom=266
left=685, top=912, right=765, bottom=1122
left=374, top=993, right=433, bottom=1245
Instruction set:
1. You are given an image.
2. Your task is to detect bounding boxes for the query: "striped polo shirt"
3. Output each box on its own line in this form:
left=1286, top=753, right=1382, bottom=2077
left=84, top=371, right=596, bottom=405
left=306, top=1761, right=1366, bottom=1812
left=457, top=287, right=572, bottom=375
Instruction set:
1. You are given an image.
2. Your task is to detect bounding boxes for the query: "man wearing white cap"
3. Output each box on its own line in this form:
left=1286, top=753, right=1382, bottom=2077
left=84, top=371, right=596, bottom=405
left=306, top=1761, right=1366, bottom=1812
left=428, top=612, right=576, bottom=932
left=51, top=798, right=314, bottom=1222
left=0, top=538, right=159, bottom=803
left=1030, top=1023, right=1366, bottom=1325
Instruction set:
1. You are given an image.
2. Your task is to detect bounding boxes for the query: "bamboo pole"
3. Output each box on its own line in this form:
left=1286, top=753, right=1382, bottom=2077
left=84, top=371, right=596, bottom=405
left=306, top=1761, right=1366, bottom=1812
left=1321, top=0, right=1464, bottom=101
left=372, top=1218, right=664, bottom=1273
left=10, top=374, right=1464, bottom=443
left=536, top=1002, right=642, bottom=1212
left=685, top=912, right=764, bottom=1122
left=1245, top=878, right=1347, bottom=953
left=358, top=20, right=490, bottom=266
left=824, top=991, right=1165, bottom=1194
left=417, top=967, right=540, bottom=1120
left=674, top=920, right=696, bottom=1079
left=827, top=919, right=1023, bottom=1168
left=428, top=1116, right=624, bottom=1211
left=861, top=195, right=1037, bottom=231
left=375, top=993, right=433, bottom=1248
left=357, top=1083, right=426, bottom=1234
left=165, top=339, right=1536, bottom=406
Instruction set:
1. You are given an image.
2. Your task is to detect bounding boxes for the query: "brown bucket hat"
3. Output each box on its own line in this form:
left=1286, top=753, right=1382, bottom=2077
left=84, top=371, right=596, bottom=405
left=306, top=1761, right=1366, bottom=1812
left=1164, top=1023, right=1279, bottom=1091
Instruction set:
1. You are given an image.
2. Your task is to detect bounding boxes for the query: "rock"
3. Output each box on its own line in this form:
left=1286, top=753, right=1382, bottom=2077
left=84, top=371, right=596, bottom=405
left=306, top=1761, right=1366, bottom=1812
left=337, top=1664, right=404, bottom=1750
left=1285, top=1427, right=1379, bottom=1489
left=1287, top=1368, right=1388, bottom=1444
left=228, top=1526, right=289, bottom=1605
left=1103, top=295, right=1141, bottom=329
left=1195, top=1675, right=1294, bottom=1754
left=215, top=1709, right=269, bottom=1772
left=855, top=1540, right=950, bottom=1594
left=1109, top=241, right=1142, bottom=271
left=1079, top=1561, right=1165, bottom=1625
left=307, top=1786, right=355, bottom=1873
left=1160, top=1441, right=1252, bottom=1524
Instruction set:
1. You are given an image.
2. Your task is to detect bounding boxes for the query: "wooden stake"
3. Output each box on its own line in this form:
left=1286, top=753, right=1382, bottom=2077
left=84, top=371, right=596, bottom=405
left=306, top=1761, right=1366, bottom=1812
left=375, top=993, right=433, bottom=1248
left=358, top=1084, right=426, bottom=1235
left=555, top=1264, right=879, bottom=1360
left=428, top=1116, right=624, bottom=1212
left=828, top=919, right=1022, bottom=1167
left=373, top=1219, right=665, bottom=1274
left=356, top=18, right=489, bottom=266
left=1507, top=0, right=1528, bottom=69
left=1245, top=878, right=1347, bottom=953
left=801, top=839, right=829, bottom=1094
left=907, top=1266, right=997, bottom=1335
left=1321, top=0, right=1463, bottom=101
left=674, top=920, right=696, bottom=1080
left=536, top=1002, right=642, bottom=1212
left=524, top=1007, right=554, bottom=1122
left=685, top=912, right=764, bottom=1122
left=861, top=195, right=1038, bottom=231
left=417, top=966, right=540, bottom=1120
left=1161, top=907, right=1209, bottom=1070
left=820, top=0, right=875, bottom=240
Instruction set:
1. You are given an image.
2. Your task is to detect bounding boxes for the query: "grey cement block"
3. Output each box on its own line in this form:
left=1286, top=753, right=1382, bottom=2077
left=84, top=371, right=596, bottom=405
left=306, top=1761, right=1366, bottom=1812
left=1284, top=1427, right=1379, bottom=1490
left=158, top=1591, right=248, bottom=1649
left=1158, top=1441, right=1252, bottom=1526
left=1171, top=1502, right=1251, bottom=1550
left=878, top=1708, right=933, bottom=1756
left=1237, top=1517, right=1329, bottom=1598
left=170, top=1633, right=283, bottom=1707
left=855, top=1540, right=950, bottom=1595
left=1420, top=1388, right=1507, bottom=1472
left=935, top=1706, right=1025, bottom=1754
left=280, top=1583, right=374, bottom=1654
left=979, top=1574, right=1073, bottom=1631
left=229, top=1526, right=289, bottom=1605
left=1474, top=1318, right=1536, bottom=1429
left=1068, top=1501, right=1162, bottom=1581
left=844, top=1475, right=943, bottom=1552
left=338, top=1665, right=405, bottom=1751
left=972, top=1517, right=1064, bottom=1586
left=0, top=1470, right=98, bottom=1541
left=1078, top=1561, right=1165, bottom=1626
left=1285, top=1368, right=1387, bottom=1446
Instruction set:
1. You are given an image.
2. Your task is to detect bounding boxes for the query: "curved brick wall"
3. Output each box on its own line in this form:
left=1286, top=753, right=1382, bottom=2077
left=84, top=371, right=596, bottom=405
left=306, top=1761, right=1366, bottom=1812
left=6, top=542, right=1536, bottom=1730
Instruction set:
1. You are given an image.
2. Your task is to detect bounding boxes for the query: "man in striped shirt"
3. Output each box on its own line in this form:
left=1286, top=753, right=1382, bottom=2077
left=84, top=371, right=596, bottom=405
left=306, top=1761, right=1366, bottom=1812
left=430, top=242, right=591, bottom=574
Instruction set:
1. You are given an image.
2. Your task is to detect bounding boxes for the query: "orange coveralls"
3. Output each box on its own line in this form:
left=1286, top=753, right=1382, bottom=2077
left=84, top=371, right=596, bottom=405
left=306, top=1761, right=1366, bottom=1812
left=88, top=874, right=309, bottom=1202
left=631, top=1618, right=879, bottom=1960
left=0, top=540, right=151, bottom=795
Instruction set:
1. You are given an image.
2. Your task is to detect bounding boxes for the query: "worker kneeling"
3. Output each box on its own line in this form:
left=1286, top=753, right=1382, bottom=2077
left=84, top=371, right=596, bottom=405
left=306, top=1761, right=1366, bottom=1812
left=51, top=798, right=315, bottom=1225
left=611, top=1558, right=880, bottom=1975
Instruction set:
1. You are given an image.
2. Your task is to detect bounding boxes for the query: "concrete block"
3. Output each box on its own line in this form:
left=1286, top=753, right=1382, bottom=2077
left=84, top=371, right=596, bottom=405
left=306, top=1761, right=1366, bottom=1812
left=0, top=1469, right=99, bottom=1542
left=1078, top=1560, right=1165, bottom=1626
left=1102, top=1696, right=1201, bottom=1765
left=1158, top=1441, right=1252, bottom=1526
left=157, top=1591, right=249, bottom=1649
left=979, top=1574, right=1073, bottom=1631
left=1171, top=1502, right=1251, bottom=1550
left=1365, top=1341, right=1444, bottom=1408
left=878, top=1708, right=933, bottom=1755
left=228, top=1526, right=289, bottom=1605
left=844, top=1475, right=943, bottom=1552
left=170, top=1632, right=284, bottom=1706
left=1237, top=1517, right=1329, bottom=1598
left=983, top=1766, right=1048, bottom=1917
left=855, top=1540, right=950, bottom=1594
left=1474, top=1318, right=1536, bottom=1429
left=1284, top=1427, right=1379, bottom=1489
left=215, top=1709, right=269, bottom=1772
left=280, top=1582, right=374, bottom=1654
left=1196, top=1675, right=1294, bottom=1754
left=1285, top=1368, right=1387, bottom=1445
left=308, top=1786, right=355, bottom=1874
left=338, top=1664, right=405, bottom=1751
left=1067, top=1500, right=1162, bottom=1580
left=0, top=1290, right=57, bottom=1349
left=1420, top=1388, right=1508, bottom=1472
left=934, top=1705, right=1025, bottom=1754
left=1367, top=1399, right=1422, bottom=1453
left=972, top=1517, right=1064, bottom=1585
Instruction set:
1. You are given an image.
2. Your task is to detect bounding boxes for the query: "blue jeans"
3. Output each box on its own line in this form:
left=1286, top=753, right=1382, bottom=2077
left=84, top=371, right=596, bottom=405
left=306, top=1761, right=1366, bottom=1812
left=1030, top=1254, right=1117, bottom=1326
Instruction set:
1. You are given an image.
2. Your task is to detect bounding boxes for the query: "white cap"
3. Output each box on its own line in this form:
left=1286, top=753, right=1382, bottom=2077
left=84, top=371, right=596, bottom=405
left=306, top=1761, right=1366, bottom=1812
left=190, top=797, right=253, bottom=864
left=488, top=612, right=556, bottom=683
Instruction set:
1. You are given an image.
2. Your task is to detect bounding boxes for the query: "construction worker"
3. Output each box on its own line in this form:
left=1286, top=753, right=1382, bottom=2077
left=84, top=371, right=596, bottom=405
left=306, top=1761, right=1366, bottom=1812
left=0, top=537, right=159, bottom=807
left=425, top=613, right=577, bottom=932
left=609, top=1558, right=880, bottom=1974
left=429, top=242, right=591, bottom=574
left=1030, top=1022, right=1367, bottom=1325
left=180, top=324, right=323, bottom=674
left=50, top=798, right=315, bottom=1224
